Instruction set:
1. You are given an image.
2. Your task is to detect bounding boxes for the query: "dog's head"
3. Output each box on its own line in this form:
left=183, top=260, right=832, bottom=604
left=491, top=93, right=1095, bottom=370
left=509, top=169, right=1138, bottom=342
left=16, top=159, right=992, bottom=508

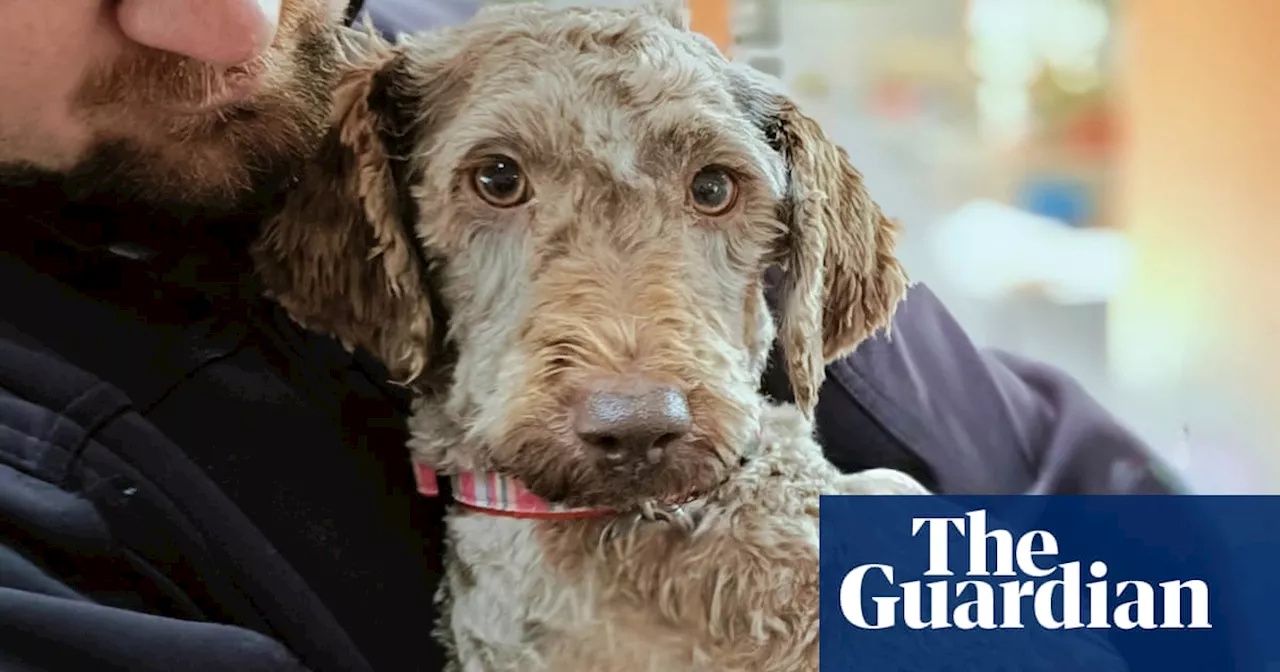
left=254, top=2, right=906, bottom=510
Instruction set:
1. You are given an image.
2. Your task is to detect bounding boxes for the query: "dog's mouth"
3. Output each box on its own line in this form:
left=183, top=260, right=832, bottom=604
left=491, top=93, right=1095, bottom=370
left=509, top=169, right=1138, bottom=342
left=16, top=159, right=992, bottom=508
left=486, top=374, right=761, bottom=513
left=591, top=454, right=744, bottom=536
left=491, top=429, right=739, bottom=512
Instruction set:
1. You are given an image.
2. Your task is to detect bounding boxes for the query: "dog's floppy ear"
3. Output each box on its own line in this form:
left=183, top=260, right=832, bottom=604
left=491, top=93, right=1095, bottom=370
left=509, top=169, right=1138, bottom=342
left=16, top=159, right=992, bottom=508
left=735, top=70, right=908, bottom=412
left=253, top=33, right=436, bottom=384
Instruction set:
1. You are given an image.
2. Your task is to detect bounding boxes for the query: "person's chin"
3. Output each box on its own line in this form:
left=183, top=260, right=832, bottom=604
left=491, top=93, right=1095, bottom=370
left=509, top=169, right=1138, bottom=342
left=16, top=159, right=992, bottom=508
left=69, top=77, right=331, bottom=221
left=50, top=23, right=341, bottom=223
left=62, top=134, right=305, bottom=223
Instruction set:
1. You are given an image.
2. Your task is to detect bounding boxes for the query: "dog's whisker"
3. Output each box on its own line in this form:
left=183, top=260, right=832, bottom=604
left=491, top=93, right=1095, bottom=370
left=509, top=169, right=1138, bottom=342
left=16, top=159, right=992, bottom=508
left=639, top=499, right=658, bottom=522
left=629, top=499, right=698, bottom=535
left=668, top=504, right=695, bottom=533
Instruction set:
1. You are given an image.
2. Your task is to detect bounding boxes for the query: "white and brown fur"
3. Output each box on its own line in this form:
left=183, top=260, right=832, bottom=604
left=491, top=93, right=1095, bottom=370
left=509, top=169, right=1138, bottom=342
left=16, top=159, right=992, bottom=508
left=253, top=3, right=929, bottom=670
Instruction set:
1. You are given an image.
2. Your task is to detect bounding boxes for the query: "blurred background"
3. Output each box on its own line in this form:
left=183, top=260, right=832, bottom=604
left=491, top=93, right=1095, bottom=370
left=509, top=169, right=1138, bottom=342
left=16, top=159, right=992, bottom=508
left=369, top=0, right=1280, bottom=493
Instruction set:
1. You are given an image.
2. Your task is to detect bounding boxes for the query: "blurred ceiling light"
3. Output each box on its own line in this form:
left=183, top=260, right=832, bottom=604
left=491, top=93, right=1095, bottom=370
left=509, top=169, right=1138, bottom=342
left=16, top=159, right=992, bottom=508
left=967, top=0, right=1035, bottom=43
left=967, top=0, right=1039, bottom=145
left=1051, top=64, right=1103, bottom=95
left=976, top=82, right=1032, bottom=145
left=966, top=0, right=1110, bottom=143
left=967, top=39, right=1039, bottom=86
left=1035, top=0, right=1109, bottom=73
left=932, top=199, right=1133, bottom=304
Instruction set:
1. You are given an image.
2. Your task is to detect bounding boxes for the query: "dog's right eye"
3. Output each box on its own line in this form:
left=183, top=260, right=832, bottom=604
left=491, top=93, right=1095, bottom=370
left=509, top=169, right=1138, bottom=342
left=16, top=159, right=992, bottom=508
left=689, top=165, right=738, bottom=216
left=472, top=155, right=530, bottom=208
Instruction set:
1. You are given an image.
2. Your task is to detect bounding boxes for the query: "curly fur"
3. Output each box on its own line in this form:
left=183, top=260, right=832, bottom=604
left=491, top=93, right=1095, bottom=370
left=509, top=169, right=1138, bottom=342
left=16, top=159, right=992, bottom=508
left=253, top=3, right=926, bottom=670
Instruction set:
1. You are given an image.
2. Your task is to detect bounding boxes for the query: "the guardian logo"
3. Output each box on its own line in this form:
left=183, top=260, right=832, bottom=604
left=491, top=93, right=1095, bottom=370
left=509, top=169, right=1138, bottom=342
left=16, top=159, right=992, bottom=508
left=840, top=509, right=1212, bottom=631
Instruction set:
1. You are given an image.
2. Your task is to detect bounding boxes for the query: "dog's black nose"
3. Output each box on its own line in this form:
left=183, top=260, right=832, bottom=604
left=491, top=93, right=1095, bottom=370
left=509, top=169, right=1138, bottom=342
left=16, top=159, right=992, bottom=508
left=574, top=377, right=692, bottom=463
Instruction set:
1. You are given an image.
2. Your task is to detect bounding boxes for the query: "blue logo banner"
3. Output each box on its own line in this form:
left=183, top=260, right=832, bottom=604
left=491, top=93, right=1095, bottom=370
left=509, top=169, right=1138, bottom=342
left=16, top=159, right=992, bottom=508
left=819, top=496, right=1280, bottom=671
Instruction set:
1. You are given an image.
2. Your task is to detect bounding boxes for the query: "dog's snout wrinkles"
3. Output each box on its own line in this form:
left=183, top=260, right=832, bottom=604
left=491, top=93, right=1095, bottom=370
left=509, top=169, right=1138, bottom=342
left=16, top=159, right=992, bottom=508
left=574, top=377, right=692, bottom=463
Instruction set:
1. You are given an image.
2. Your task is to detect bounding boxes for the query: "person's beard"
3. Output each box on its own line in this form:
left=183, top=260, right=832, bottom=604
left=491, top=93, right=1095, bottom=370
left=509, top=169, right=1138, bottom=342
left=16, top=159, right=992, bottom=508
left=0, top=6, right=342, bottom=261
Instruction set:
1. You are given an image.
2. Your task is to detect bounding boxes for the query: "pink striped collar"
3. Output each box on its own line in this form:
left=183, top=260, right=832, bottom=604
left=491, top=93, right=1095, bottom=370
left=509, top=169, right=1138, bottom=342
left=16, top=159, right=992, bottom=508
left=412, top=463, right=614, bottom=519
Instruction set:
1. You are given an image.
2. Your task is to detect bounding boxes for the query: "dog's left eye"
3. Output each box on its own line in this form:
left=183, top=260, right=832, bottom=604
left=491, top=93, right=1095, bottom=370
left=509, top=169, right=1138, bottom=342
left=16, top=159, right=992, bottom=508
left=472, top=155, right=530, bottom=208
left=689, top=166, right=738, bottom=215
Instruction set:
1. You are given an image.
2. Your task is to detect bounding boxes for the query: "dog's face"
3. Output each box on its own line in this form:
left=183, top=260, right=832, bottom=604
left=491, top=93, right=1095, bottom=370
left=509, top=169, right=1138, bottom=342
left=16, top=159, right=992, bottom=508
left=255, top=3, right=906, bottom=510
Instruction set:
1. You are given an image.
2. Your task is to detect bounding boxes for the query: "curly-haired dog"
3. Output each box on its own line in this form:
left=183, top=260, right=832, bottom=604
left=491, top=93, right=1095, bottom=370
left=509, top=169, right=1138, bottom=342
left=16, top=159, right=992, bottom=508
left=253, top=3, right=930, bottom=670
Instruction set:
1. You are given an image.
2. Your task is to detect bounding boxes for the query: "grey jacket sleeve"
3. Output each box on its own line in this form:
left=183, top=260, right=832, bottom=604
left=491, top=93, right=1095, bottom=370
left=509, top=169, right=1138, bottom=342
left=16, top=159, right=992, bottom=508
left=822, top=284, right=1181, bottom=495
left=983, top=348, right=1182, bottom=494
left=359, top=0, right=483, bottom=36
